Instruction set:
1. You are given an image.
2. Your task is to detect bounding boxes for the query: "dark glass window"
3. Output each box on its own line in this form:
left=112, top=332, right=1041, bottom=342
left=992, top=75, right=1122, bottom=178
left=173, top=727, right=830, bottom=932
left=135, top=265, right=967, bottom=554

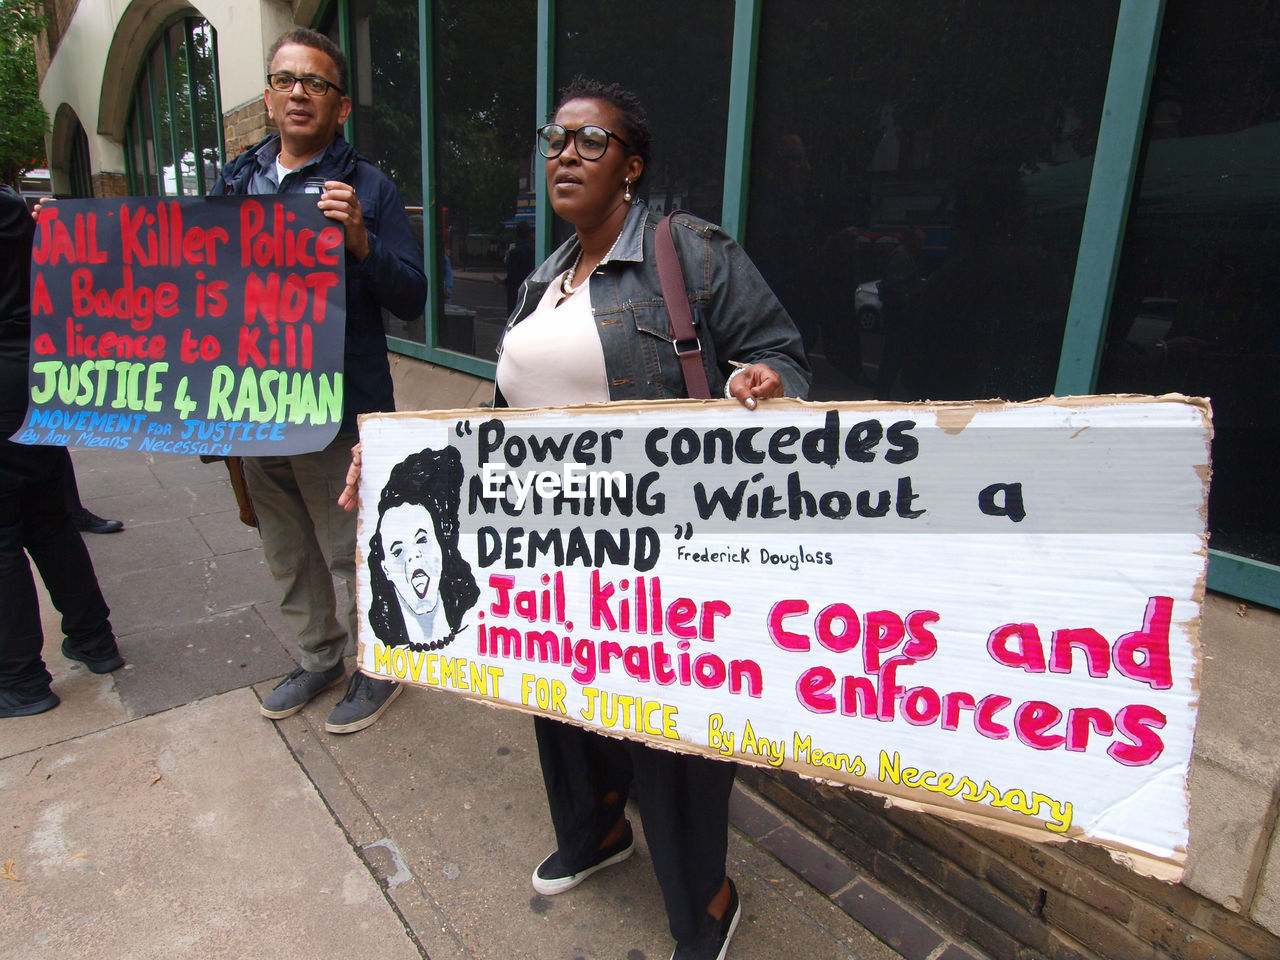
left=553, top=0, right=734, bottom=239
left=349, top=0, right=422, bottom=205
left=68, top=119, right=92, bottom=198
left=1098, top=4, right=1280, bottom=565
left=747, top=1, right=1119, bottom=403
left=188, top=20, right=223, bottom=191
left=420, top=0, right=537, bottom=360
left=125, top=16, right=223, bottom=196
left=150, top=43, right=179, bottom=194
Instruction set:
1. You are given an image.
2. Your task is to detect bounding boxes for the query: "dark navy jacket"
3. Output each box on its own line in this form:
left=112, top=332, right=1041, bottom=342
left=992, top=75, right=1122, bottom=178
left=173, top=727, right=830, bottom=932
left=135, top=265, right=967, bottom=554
left=212, top=135, right=427, bottom=434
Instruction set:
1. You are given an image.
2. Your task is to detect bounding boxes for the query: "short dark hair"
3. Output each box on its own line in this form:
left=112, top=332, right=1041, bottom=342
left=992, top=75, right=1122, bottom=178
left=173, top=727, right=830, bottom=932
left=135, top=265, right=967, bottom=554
left=554, top=76, right=651, bottom=186
left=267, top=28, right=349, bottom=94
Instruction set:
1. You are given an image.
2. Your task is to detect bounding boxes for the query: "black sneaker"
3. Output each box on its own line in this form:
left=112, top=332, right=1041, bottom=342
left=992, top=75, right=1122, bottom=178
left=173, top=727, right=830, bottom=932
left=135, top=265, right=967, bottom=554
left=72, top=508, right=124, bottom=534
left=670, top=878, right=740, bottom=960
left=0, top=688, right=60, bottom=718
left=61, top=638, right=125, bottom=673
left=259, top=664, right=345, bottom=719
left=324, top=673, right=403, bottom=733
left=532, top=820, right=635, bottom=895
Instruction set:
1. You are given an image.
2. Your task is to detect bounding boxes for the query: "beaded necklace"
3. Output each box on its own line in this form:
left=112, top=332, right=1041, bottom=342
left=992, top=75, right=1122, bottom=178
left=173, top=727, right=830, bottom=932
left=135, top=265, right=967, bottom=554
left=562, top=225, right=625, bottom=296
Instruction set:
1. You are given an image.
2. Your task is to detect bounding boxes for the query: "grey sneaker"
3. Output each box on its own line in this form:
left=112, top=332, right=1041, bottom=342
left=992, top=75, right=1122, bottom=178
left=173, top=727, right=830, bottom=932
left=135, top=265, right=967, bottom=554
left=260, top=664, right=345, bottom=719
left=324, top=673, right=402, bottom=734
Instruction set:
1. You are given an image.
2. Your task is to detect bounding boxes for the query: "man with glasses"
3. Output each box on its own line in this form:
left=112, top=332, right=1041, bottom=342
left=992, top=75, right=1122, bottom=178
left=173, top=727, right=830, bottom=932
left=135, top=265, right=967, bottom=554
left=211, top=27, right=426, bottom=734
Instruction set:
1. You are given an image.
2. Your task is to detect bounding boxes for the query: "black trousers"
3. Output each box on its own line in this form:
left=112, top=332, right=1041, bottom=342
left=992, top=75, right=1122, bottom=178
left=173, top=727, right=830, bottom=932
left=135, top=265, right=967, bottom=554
left=534, top=716, right=737, bottom=942
left=0, top=441, right=114, bottom=695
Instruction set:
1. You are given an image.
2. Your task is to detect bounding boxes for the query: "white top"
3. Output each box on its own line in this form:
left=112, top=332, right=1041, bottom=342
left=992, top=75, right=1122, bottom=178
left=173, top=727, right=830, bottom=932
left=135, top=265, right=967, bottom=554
left=496, top=274, right=610, bottom=407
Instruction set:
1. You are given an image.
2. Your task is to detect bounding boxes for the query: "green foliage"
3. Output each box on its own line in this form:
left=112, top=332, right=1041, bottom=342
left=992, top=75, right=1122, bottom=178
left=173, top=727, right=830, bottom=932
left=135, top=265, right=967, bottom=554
left=0, top=0, right=50, bottom=188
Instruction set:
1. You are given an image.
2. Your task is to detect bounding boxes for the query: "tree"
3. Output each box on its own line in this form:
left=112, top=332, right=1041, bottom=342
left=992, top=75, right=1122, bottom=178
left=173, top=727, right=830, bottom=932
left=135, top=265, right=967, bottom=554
left=0, top=0, right=49, bottom=188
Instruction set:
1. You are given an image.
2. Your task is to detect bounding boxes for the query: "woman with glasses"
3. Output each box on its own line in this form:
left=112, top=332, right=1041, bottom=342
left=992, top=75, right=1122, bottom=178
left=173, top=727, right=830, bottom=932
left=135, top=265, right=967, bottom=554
left=342, top=75, right=808, bottom=960
left=501, top=77, right=809, bottom=960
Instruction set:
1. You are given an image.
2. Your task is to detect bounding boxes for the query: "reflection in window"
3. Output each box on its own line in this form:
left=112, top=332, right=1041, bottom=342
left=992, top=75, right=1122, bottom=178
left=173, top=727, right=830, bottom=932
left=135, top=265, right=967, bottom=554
left=746, top=1, right=1118, bottom=403
left=350, top=0, right=422, bottom=205
left=124, top=17, right=223, bottom=196
left=68, top=118, right=92, bottom=198
left=1099, top=4, right=1280, bottom=565
left=417, top=0, right=536, bottom=360
left=347, top=0, right=429, bottom=349
left=553, top=0, right=734, bottom=242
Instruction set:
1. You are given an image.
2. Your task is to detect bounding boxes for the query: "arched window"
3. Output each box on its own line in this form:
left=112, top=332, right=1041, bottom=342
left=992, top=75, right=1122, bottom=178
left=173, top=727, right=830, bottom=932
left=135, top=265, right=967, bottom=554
left=124, top=16, right=223, bottom=196
left=68, top=118, right=92, bottom=198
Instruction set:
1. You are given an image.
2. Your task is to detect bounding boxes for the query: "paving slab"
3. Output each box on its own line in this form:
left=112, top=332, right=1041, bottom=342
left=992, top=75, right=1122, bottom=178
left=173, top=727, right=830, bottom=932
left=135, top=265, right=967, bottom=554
left=0, top=688, right=420, bottom=960
left=1, top=438, right=975, bottom=960
left=96, top=548, right=277, bottom=634
left=189, top=505, right=265, bottom=557
left=75, top=514, right=218, bottom=581
left=110, top=607, right=296, bottom=718
left=1, top=588, right=128, bottom=760
left=272, top=670, right=907, bottom=960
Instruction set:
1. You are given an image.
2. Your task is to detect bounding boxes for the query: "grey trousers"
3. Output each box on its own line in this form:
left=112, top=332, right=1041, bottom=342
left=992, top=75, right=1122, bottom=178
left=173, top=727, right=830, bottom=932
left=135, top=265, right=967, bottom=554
left=243, top=433, right=358, bottom=672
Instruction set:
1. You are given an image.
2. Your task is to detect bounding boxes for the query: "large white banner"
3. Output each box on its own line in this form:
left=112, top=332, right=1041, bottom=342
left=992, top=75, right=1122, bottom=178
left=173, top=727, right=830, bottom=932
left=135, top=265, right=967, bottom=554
left=355, top=396, right=1210, bottom=878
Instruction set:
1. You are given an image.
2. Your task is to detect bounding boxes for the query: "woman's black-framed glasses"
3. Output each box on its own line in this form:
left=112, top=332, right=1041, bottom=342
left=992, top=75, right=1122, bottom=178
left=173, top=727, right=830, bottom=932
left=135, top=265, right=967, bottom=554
left=267, top=72, right=345, bottom=97
left=537, top=123, right=628, bottom=161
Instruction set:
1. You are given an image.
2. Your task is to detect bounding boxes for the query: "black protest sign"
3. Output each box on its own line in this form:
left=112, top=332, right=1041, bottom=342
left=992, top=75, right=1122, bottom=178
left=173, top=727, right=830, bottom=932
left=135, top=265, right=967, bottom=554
left=12, top=195, right=346, bottom=456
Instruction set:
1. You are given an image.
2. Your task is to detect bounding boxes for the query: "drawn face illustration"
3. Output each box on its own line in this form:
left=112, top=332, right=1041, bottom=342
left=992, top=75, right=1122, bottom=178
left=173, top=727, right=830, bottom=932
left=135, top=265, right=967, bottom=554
left=378, top=503, right=444, bottom=616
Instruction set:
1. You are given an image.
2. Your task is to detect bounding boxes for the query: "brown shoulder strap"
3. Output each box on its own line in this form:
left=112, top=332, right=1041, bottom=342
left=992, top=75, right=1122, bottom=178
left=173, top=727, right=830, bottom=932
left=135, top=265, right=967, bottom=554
left=655, top=211, right=712, bottom=399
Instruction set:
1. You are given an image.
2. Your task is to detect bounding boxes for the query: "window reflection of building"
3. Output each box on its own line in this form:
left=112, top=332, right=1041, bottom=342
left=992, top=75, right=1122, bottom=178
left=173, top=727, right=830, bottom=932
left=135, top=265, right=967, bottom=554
left=1099, top=2, right=1280, bottom=566
left=745, top=0, right=1112, bottom=402
left=124, top=17, right=223, bottom=197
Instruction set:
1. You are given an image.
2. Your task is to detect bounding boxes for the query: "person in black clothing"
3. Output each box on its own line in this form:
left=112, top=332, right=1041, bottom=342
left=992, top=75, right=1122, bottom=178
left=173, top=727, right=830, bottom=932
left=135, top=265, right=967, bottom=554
left=0, top=184, right=124, bottom=718
left=505, top=221, right=535, bottom=314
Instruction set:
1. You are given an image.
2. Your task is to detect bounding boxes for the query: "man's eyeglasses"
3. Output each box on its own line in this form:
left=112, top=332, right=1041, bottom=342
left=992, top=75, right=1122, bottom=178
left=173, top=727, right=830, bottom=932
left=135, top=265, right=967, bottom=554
left=537, top=123, right=628, bottom=161
left=267, top=72, right=345, bottom=97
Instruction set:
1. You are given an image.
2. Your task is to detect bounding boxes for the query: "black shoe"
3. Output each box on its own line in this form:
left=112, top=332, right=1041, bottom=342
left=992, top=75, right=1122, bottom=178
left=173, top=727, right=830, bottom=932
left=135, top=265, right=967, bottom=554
left=260, top=664, right=345, bottom=719
left=72, top=508, right=124, bottom=534
left=0, top=687, right=61, bottom=718
left=670, top=879, right=740, bottom=960
left=61, top=638, right=125, bottom=673
left=532, top=820, right=635, bottom=895
left=324, top=673, right=402, bottom=734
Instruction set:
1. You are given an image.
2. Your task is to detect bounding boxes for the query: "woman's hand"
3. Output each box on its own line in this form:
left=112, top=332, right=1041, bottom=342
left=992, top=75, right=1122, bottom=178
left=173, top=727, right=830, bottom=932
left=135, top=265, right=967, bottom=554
left=726, top=363, right=784, bottom=410
left=337, top=443, right=362, bottom=512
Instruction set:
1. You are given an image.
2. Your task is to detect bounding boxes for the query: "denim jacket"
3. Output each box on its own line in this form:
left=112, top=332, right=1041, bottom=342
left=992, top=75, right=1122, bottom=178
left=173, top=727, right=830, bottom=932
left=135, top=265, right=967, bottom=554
left=496, top=200, right=810, bottom=407
left=212, top=135, right=427, bottom=432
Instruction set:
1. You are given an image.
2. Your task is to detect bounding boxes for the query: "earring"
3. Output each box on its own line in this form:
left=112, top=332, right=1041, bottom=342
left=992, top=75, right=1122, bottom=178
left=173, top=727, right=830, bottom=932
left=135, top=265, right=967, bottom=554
left=624, top=178, right=632, bottom=203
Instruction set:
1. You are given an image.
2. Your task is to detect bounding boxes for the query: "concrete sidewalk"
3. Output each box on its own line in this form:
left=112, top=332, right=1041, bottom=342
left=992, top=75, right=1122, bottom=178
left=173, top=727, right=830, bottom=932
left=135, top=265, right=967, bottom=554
left=2, top=438, right=987, bottom=960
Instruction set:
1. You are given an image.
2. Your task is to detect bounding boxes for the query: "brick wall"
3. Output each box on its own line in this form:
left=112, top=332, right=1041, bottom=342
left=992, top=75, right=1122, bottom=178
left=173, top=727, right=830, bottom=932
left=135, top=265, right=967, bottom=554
left=222, top=100, right=275, bottom=160
left=38, top=0, right=79, bottom=65
left=740, top=769, right=1280, bottom=960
